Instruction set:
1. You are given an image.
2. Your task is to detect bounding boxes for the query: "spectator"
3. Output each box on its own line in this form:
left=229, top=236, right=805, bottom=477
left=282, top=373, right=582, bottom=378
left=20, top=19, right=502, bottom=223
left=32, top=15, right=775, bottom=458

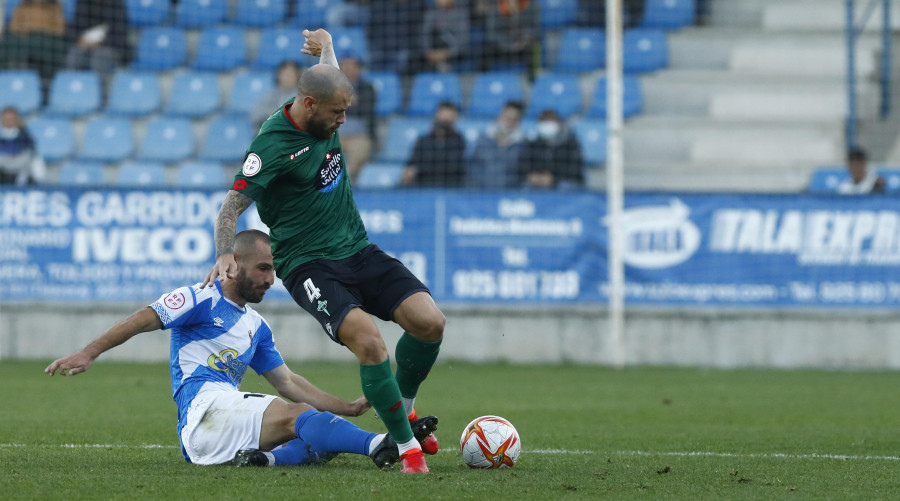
left=579, top=0, right=646, bottom=28
left=412, top=0, right=469, bottom=73
left=250, top=61, right=302, bottom=130
left=65, top=0, right=128, bottom=87
left=367, top=0, right=426, bottom=74
left=838, top=147, right=885, bottom=195
left=0, top=107, right=46, bottom=186
left=467, top=100, right=525, bottom=189
left=484, top=0, right=539, bottom=75
left=339, top=55, right=377, bottom=182
left=401, top=101, right=466, bottom=187
left=517, top=110, right=583, bottom=189
left=0, top=0, right=68, bottom=83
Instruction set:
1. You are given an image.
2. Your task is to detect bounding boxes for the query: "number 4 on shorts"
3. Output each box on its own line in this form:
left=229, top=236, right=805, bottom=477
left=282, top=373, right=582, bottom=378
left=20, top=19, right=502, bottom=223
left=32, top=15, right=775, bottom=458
left=303, top=278, right=321, bottom=302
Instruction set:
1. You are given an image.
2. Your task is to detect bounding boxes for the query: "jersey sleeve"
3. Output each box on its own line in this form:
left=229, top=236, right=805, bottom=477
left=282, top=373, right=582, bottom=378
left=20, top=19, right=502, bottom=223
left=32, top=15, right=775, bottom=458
left=232, top=143, right=284, bottom=201
left=149, top=286, right=200, bottom=329
left=249, top=320, right=285, bottom=375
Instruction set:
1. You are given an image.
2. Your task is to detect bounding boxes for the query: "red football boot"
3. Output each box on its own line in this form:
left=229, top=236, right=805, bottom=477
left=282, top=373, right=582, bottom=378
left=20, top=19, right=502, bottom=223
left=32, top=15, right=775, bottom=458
left=400, top=448, right=429, bottom=473
left=408, top=409, right=440, bottom=455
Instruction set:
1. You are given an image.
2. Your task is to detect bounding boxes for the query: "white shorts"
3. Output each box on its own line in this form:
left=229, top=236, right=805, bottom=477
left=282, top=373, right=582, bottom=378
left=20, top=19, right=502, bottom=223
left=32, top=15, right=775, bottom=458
left=180, top=388, right=278, bottom=465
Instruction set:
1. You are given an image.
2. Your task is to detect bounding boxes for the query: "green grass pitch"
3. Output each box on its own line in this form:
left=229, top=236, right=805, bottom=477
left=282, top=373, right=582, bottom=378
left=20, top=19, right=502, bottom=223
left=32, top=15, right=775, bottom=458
left=2, top=360, right=899, bottom=499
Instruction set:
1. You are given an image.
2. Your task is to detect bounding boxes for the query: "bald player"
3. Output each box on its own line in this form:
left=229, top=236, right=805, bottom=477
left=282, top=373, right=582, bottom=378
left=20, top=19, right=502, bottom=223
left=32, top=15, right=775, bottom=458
left=202, top=29, right=444, bottom=473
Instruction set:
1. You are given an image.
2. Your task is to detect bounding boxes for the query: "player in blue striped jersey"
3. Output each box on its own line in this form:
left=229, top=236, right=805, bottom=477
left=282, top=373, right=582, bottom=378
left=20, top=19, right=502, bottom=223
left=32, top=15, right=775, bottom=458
left=46, top=230, right=436, bottom=468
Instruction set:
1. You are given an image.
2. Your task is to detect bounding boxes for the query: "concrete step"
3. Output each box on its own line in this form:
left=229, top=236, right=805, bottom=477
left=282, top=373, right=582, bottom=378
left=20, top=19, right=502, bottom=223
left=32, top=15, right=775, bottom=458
left=612, top=161, right=816, bottom=193
left=763, top=1, right=900, bottom=32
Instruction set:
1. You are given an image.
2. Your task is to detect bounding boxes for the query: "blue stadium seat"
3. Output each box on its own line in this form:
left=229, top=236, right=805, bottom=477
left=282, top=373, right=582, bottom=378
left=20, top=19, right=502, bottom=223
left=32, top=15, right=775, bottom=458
left=165, top=71, right=221, bottom=117
left=200, top=117, right=255, bottom=163
left=623, top=29, right=668, bottom=73
left=47, top=71, right=101, bottom=117
left=234, top=0, right=286, bottom=27
left=356, top=162, right=404, bottom=189
left=118, top=161, right=168, bottom=187
left=3, top=0, right=22, bottom=22
left=292, top=0, right=333, bottom=29
left=456, top=117, right=492, bottom=158
left=641, top=0, right=696, bottom=29
left=175, top=0, right=228, bottom=27
left=254, top=28, right=307, bottom=69
left=79, top=117, right=135, bottom=163
left=885, top=170, right=900, bottom=193
left=525, top=73, right=581, bottom=119
left=138, top=118, right=194, bottom=162
left=588, top=76, right=643, bottom=118
left=57, top=161, right=106, bottom=186
left=132, top=27, right=188, bottom=70
left=107, top=71, right=162, bottom=116
left=0, top=70, right=41, bottom=114
left=467, top=72, right=525, bottom=118
left=539, top=0, right=578, bottom=29
left=365, top=71, right=402, bottom=117
left=571, top=118, right=608, bottom=165
left=175, top=161, right=227, bottom=188
left=329, top=27, right=369, bottom=63
left=378, top=117, right=431, bottom=162
left=125, top=0, right=170, bottom=26
left=407, top=73, right=463, bottom=116
left=192, top=27, right=247, bottom=72
left=227, top=70, right=274, bottom=116
left=807, top=168, right=847, bottom=194
left=556, top=29, right=605, bottom=73
left=26, top=117, right=74, bottom=162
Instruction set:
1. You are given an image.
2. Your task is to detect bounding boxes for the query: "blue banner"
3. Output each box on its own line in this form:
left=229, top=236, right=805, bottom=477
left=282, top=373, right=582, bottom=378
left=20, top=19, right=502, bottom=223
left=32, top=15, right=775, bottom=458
left=1, top=188, right=898, bottom=307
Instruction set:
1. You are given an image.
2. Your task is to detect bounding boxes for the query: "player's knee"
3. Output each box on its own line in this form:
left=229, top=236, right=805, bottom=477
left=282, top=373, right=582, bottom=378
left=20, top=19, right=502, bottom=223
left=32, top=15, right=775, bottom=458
left=343, top=330, right=388, bottom=364
left=285, top=402, right=315, bottom=435
left=415, top=309, right=445, bottom=342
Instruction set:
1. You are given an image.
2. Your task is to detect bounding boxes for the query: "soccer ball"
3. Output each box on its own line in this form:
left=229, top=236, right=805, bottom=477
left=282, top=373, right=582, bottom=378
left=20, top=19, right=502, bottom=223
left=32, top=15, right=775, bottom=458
left=459, top=415, right=521, bottom=469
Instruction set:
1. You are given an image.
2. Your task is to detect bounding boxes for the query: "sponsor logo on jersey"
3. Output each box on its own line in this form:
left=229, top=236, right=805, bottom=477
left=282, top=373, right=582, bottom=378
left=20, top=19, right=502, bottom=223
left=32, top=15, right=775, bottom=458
left=316, top=148, right=343, bottom=193
left=242, top=153, right=262, bottom=177
left=208, top=348, right=246, bottom=384
left=164, top=292, right=185, bottom=309
left=213, top=317, right=224, bottom=328
left=289, top=146, right=310, bottom=160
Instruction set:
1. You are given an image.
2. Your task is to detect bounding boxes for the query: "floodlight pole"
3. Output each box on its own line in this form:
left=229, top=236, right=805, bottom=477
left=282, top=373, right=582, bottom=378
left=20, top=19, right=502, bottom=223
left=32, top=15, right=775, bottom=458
left=607, top=0, right=626, bottom=369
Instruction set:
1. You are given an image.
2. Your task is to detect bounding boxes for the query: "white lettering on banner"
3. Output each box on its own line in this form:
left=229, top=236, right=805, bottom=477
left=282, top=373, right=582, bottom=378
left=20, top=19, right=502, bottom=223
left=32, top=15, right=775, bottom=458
left=453, top=270, right=578, bottom=299
left=449, top=217, right=583, bottom=237
left=75, top=191, right=223, bottom=226
left=0, top=191, right=71, bottom=226
left=0, top=264, right=42, bottom=279
left=72, top=228, right=211, bottom=263
left=398, top=252, right=427, bottom=283
left=604, top=198, right=701, bottom=269
left=498, top=199, right=535, bottom=218
left=710, top=209, right=900, bottom=265
left=360, top=210, right=403, bottom=233
left=502, top=247, right=529, bottom=267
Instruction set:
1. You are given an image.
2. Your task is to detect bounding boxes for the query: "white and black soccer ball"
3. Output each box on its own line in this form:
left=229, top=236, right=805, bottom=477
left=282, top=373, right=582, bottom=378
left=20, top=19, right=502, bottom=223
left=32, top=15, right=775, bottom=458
left=459, top=415, right=521, bottom=469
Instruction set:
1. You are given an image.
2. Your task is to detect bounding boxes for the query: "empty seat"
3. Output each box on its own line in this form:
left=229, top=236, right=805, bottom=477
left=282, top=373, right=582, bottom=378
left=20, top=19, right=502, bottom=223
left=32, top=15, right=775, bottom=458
left=227, top=70, right=274, bottom=116
left=292, top=0, right=333, bottom=29
left=107, top=71, right=162, bottom=116
left=132, top=27, right=188, bottom=70
left=455, top=117, right=492, bottom=158
left=174, top=0, right=228, bottom=27
left=118, top=161, right=167, bottom=187
left=407, top=72, right=463, bottom=116
left=378, top=117, right=431, bottom=163
left=556, top=29, right=605, bottom=73
left=175, top=161, right=226, bottom=188
left=525, top=73, right=581, bottom=119
left=57, top=161, right=106, bottom=186
left=467, top=72, right=525, bottom=117
left=200, top=117, right=255, bottom=163
left=539, top=0, right=578, bottom=29
left=366, top=71, right=402, bottom=116
left=165, top=71, right=221, bottom=117
left=138, top=118, right=194, bottom=162
left=0, top=70, right=41, bottom=114
left=641, top=0, right=696, bottom=29
left=192, top=27, right=247, bottom=72
left=254, top=28, right=307, bottom=69
left=233, top=0, right=286, bottom=27
left=356, top=162, right=404, bottom=189
left=807, top=167, right=847, bottom=194
left=47, top=71, right=101, bottom=116
left=79, top=117, right=135, bottom=163
left=125, top=0, right=170, bottom=26
left=329, top=27, right=369, bottom=63
left=571, top=118, right=607, bottom=165
left=623, top=29, right=668, bottom=73
left=26, top=117, right=75, bottom=162
left=588, top=76, right=643, bottom=118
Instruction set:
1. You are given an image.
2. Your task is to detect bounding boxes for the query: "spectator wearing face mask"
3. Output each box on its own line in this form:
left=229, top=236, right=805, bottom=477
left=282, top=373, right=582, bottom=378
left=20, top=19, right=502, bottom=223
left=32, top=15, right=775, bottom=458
left=401, top=101, right=467, bottom=187
left=0, top=107, right=46, bottom=186
left=516, top=109, right=583, bottom=189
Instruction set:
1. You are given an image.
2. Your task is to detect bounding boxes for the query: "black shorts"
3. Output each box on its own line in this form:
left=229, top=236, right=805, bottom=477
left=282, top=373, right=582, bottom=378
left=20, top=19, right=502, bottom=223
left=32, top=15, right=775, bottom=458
left=282, top=244, right=430, bottom=344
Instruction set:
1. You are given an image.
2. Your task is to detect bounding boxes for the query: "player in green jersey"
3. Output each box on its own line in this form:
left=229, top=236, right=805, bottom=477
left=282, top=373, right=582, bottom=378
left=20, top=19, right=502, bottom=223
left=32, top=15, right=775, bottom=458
left=202, top=29, right=443, bottom=474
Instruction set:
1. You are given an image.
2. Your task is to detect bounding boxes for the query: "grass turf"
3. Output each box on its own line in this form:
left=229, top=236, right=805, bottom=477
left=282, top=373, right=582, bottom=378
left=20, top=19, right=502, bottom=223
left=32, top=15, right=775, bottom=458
left=1, top=360, right=898, bottom=499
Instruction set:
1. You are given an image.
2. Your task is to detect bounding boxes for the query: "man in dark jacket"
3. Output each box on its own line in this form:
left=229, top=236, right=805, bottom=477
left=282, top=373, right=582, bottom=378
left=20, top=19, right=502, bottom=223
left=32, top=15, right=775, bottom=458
left=401, top=101, right=466, bottom=187
left=517, top=109, right=584, bottom=189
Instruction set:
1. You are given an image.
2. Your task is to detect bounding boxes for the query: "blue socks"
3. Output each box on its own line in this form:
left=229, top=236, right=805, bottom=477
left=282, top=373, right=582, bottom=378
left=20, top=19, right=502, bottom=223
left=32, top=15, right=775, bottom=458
left=293, top=409, right=376, bottom=458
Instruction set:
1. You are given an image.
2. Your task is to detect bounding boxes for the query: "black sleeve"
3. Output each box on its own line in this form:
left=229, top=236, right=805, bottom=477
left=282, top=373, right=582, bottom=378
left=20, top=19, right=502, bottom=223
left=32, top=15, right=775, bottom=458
left=356, top=81, right=378, bottom=140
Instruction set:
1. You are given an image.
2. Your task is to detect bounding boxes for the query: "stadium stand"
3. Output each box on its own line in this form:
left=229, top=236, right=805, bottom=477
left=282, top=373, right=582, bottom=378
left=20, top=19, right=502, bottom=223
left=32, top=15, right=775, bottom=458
left=175, top=161, right=227, bottom=188
left=174, top=0, right=228, bottom=28
left=538, top=0, right=579, bottom=29
left=192, top=27, right=248, bottom=72
left=227, top=70, right=275, bottom=116
left=588, top=76, right=643, bottom=118
left=0, top=70, right=42, bottom=115
left=623, top=29, right=668, bottom=73
left=78, top=117, right=135, bottom=163
left=27, top=117, right=75, bottom=163
left=455, top=117, right=492, bottom=158
left=117, top=161, right=167, bottom=187
left=407, top=73, right=464, bottom=116
left=525, top=73, right=582, bottom=119
left=57, top=161, right=105, bottom=186
left=233, top=0, right=287, bottom=27
left=165, top=71, right=221, bottom=117
left=571, top=118, right=608, bottom=166
left=138, top=118, right=194, bottom=163
left=124, top=0, right=170, bottom=27
left=355, top=161, right=405, bottom=189
left=807, top=167, right=900, bottom=194
left=555, top=29, right=605, bottom=73
left=254, top=28, right=308, bottom=68
left=132, top=27, right=188, bottom=70
left=467, top=72, right=526, bottom=118
left=46, top=71, right=101, bottom=117
left=107, top=71, right=162, bottom=116
left=200, top=117, right=255, bottom=163
left=292, top=0, right=331, bottom=29
left=378, top=117, right=431, bottom=163
left=366, top=71, right=403, bottom=117
left=640, top=0, right=697, bottom=29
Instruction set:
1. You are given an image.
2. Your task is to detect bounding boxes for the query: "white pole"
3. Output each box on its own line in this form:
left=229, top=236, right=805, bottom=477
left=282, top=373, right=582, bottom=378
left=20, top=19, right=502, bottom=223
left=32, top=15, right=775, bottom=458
left=606, top=0, right=626, bottom=369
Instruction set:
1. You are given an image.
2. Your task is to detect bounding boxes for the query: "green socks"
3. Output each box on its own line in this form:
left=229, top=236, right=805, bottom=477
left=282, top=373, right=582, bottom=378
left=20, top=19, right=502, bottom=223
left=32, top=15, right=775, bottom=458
left=360, top=358, right=414, bottom=443
left=394, top=332, right=442, bottom=400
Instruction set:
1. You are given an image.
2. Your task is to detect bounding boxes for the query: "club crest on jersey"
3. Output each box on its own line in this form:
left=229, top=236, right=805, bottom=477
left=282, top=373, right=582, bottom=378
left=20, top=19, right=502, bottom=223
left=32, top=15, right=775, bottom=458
left=317, top=148, right=343, bottom=193
left=242, top=153, right=262, bottom=177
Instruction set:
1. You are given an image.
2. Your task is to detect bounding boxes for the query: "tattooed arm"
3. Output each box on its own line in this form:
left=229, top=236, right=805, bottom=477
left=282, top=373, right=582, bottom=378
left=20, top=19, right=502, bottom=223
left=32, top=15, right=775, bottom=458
left=201, top=190, right=255, bottom=287
left=301, top=28, right=339, bottom=69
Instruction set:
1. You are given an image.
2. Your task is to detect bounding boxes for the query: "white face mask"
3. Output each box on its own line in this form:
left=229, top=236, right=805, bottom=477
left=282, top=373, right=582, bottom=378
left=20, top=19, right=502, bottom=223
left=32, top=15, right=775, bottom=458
left=536, top=120, right=560, bottom=140
left=0, top=127, right=19, bottom=140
